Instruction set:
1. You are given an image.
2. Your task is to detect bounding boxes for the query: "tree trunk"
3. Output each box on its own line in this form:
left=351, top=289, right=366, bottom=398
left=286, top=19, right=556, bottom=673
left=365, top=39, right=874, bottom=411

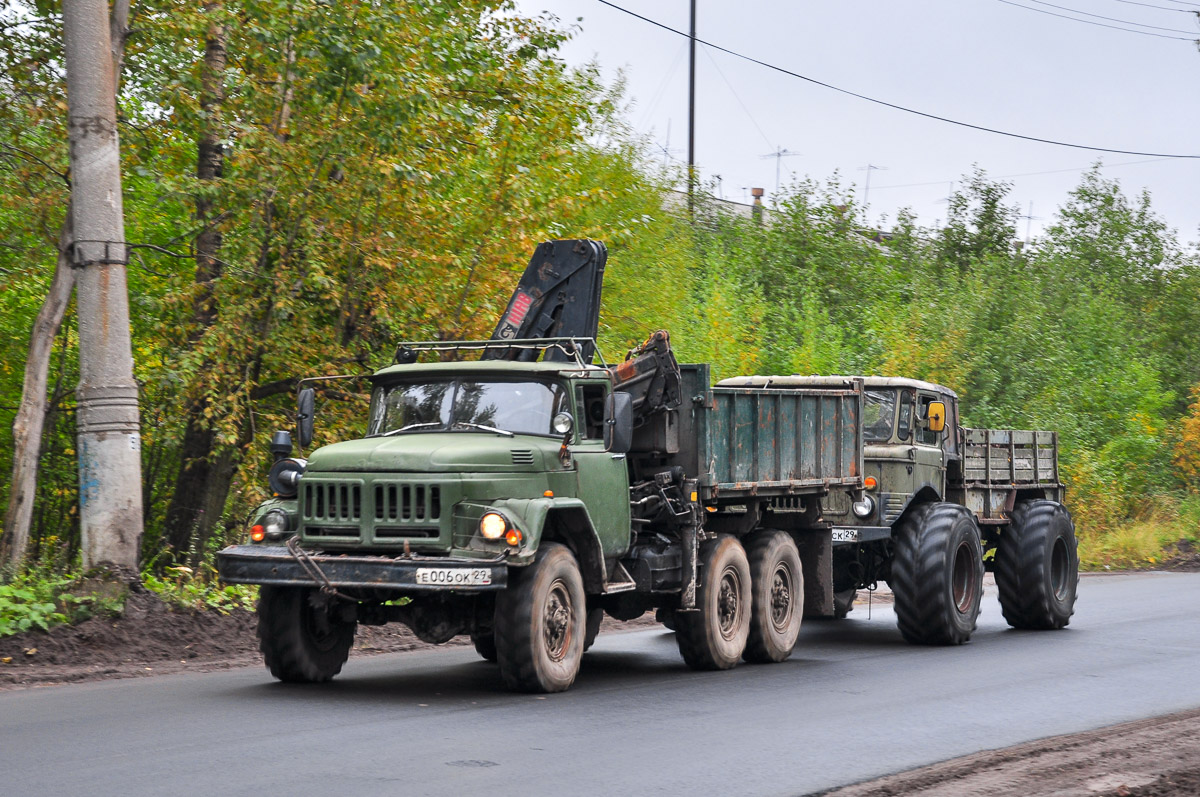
left=161, top=4, right=231, bottom=559
left=0, top=232, right=75, bottom=568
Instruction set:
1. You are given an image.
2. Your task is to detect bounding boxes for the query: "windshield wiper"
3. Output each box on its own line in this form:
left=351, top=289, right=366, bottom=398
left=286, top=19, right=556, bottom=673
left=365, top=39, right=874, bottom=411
left=377, top=421, right=443, bottom=437
left=452, top=421, right=514, bottom=437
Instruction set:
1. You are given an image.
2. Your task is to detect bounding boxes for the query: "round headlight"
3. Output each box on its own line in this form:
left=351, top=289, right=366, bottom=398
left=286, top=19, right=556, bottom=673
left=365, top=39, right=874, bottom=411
left=262, top=509, right=289, bottom=540
left=480, top=512, right=508, bottom=540
left=552, top=412, right=574, bottom=435
left=852, top=496, right=875, bottom=518
left=268, top=457, right=307, bottom=497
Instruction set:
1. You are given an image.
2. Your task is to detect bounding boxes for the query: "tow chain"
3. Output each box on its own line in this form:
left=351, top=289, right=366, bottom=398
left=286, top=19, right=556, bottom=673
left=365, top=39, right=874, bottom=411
left=286, top=536, right=353, bottom=601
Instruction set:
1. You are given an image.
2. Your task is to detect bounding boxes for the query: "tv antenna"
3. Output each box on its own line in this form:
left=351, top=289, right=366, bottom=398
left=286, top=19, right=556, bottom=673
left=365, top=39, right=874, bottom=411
left=858, top=163, right=888, bottom=207
left=760, top=147, right=801, bottom=199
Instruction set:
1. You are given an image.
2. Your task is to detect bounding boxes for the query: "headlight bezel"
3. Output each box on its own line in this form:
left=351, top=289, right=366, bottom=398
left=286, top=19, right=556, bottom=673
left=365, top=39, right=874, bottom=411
left=851, top=496, right=875, bottom=519
left=479, top=511, right=509, bottom=540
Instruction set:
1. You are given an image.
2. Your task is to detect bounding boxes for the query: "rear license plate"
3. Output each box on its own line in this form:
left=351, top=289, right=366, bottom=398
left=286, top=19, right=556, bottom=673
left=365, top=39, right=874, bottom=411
left=415, top=567, right=492, bottom=586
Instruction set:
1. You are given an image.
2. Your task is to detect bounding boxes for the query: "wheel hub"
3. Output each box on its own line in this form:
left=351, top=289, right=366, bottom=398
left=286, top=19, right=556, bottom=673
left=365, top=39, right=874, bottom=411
left=543, top=580, right=573, bottom=662
left=952, top=541, right=976, bottom=614
left=717, top=566, right=742, bottom=640
left=770, top=564, right=793, bottom=631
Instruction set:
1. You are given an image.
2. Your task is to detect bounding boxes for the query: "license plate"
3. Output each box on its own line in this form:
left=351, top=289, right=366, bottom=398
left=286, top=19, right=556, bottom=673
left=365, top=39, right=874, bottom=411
left=415, top=567, right=492, bottom=586
left=831, top=528, right=859, bottom=542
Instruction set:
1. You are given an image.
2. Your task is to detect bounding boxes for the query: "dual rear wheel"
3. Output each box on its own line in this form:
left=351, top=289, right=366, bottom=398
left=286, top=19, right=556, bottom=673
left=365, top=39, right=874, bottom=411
left=675, top=531, right=803, bottom=669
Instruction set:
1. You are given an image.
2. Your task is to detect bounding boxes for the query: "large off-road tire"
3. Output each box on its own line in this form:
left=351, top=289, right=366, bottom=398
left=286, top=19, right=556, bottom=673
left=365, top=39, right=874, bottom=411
left=743, top=530, right=804, bottom=663
left=891, top=502, right=985, bottom=645
left=675, top=535, right=752, bottom=670
left=494, top=542, right=586, bottom=693
left=996, top=500, right=1079, bottom=630
left=257, top=586, right=356, bottom=683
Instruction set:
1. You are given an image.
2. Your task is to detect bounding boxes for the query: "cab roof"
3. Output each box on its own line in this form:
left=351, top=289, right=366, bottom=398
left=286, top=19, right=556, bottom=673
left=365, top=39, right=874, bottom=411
left=371, top=359, right=608, bottom=381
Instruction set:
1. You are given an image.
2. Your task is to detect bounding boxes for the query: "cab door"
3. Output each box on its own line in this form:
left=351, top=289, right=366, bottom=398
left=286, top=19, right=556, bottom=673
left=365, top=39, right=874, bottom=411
left=913, top=391, right=947, bottom=496
left=570, top=381, right=632, bottom=558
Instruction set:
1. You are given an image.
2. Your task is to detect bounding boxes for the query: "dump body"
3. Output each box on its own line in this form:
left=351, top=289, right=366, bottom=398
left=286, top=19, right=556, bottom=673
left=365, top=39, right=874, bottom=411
left=639, top=365, right=862, bottom=505
left=702, top=384, right=861, bottom=501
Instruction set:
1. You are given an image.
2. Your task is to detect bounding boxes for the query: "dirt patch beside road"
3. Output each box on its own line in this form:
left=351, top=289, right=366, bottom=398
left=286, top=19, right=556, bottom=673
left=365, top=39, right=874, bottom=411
left=0, top=590, right=660, bottom=690
left=820, top=707, right=1200, bottom=797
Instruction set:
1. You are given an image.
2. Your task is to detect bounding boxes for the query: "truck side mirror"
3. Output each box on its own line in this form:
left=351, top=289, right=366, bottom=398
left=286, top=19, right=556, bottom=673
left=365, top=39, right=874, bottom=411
left=927, top=401, right=946, bottom=434
left=297, top=388, right=315, bottom=448
left=604, top=391, right=633, bottom=454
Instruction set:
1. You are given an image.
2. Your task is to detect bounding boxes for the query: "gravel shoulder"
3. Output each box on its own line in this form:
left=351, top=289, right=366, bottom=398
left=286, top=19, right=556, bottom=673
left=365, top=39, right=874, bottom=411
left=820, top=708, right=1200, bottom=797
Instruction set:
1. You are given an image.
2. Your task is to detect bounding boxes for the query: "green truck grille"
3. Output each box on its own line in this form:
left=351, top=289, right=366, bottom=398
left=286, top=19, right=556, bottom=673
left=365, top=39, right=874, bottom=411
left=299, top=475, right=452, bottom=544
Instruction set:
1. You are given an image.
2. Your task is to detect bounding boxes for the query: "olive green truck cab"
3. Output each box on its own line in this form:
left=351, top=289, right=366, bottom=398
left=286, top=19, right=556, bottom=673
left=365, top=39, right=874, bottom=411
left=722, top=376, right=1080, bottom=645
left=218, top=338, right=867, bottom=692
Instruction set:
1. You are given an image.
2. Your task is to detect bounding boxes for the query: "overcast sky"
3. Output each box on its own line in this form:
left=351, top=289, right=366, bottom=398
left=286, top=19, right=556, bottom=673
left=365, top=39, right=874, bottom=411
left=512, top=0, right=1200, bottom=243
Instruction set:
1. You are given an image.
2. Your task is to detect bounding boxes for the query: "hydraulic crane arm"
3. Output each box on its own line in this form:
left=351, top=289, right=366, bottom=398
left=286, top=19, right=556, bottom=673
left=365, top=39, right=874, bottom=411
left=485, top=239, right=607, bottom=363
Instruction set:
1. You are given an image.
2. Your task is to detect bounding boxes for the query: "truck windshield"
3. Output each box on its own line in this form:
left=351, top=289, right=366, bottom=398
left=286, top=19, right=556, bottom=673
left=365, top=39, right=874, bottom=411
left=863, top=389, right=897, bottom=442
left=368, top=378, right=570, bottom=438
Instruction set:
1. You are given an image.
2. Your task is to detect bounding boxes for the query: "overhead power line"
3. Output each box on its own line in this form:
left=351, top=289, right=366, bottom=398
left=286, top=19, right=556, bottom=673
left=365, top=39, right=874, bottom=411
left=872, top=157, right=1175, bottom=191
left=992, top=0, right=1199, bottom=39
left=1023, top=0, right=1199, bottom=31
left=594, top=0, right=1200, bottom=159
left=1111, top=0, right=1198, bottom=12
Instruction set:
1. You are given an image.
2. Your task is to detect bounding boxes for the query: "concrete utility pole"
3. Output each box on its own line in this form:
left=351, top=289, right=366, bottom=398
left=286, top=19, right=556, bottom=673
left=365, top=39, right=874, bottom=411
left=687, top=0, right=696, bottom=214
left=63, top=0, right=143, bottom=570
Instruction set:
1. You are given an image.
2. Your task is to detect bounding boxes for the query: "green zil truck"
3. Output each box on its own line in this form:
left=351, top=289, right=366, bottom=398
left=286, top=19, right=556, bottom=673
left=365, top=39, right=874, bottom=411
left=217, top=240, right=1079, bottom=693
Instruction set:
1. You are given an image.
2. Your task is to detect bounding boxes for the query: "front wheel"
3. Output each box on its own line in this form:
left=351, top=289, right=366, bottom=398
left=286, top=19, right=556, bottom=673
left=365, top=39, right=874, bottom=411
left=257, top=586, right=356, bottom=683
left=675, top=535, right=751, bottom=670
left=494, top=542, right=586, bottom=693
left=891, top=503, right=984, bottom=645
left=996, top=500, right=1079, bottom=629
left=743, top=530, right=803, bottom=663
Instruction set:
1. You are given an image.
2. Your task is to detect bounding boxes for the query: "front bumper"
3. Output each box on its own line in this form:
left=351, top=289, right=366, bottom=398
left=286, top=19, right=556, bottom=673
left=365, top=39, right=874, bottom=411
left=216, top=544, right=509, bottom=592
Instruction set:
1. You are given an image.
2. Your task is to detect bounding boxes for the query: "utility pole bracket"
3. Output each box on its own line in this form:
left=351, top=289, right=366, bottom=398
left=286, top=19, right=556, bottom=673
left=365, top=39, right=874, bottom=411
left=68, top=239, right=128, bottom=267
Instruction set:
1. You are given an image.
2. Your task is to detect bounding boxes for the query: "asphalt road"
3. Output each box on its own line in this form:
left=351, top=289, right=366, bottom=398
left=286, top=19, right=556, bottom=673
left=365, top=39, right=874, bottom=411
left=3, top=571, right=1198, bottom=797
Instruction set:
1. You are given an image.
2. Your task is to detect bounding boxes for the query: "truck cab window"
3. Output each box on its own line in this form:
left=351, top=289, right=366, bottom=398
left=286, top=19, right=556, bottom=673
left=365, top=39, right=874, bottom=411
left=862, top=390, right=897, bottom=442
left=577, top=383, right=607, bottom=440
left=370, top=378, right=569, bottom=437
left=916, top=394, right=939, bottom=446
left=897, top=391, right=913, bottom=441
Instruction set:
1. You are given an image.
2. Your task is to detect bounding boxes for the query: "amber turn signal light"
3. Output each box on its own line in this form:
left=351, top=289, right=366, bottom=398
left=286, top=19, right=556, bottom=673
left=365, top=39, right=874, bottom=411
left=250, top=525, right=266, bottom=542
left=505, top=528, right=523, bottom=546
left=864, top=477, right=878, bottom=491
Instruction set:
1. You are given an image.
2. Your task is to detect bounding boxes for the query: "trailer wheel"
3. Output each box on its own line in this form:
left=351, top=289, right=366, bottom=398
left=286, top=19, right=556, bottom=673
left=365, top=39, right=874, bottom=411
left=996, top=500, right=1079, bottom=630
left=891, top=502, right=984, bottom=645
left=494, top=542, right=586, bottom=693
left=743, top=530, right=804, bottom=663
left=675, top=535, right=751, bottom=670
left=257, top=586, right=356, bottom=683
